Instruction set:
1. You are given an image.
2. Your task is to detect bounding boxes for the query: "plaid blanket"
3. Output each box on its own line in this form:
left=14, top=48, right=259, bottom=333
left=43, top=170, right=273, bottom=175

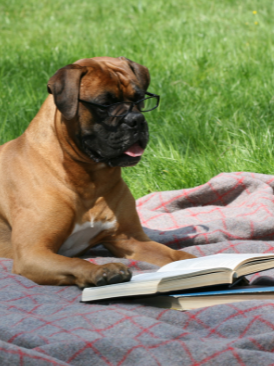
left=1, top=172, right=274, bottom=365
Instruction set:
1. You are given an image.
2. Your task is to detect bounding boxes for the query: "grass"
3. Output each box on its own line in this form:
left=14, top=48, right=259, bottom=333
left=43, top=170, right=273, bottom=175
left=1, top=0, right=274, bottom=198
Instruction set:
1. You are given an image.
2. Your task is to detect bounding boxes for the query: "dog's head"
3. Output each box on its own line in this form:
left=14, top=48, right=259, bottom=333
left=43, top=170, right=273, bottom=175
left=47, top=57, right=158, bottom=167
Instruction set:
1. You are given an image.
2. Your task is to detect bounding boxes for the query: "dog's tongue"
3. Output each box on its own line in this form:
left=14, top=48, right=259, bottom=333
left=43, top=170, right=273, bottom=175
left=124, top=143, right=144, bottom=157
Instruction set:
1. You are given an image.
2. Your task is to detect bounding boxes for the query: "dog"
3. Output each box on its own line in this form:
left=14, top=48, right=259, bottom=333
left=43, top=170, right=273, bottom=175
left=0, top=56, right=195, bottom=287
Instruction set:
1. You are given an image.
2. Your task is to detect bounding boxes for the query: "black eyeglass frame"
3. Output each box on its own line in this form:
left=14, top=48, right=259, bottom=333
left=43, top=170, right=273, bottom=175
left=79, top=91, right=160, bottom=118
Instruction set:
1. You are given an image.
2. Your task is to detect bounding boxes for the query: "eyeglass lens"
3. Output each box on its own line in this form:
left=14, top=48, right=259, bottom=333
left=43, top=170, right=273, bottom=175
left=109, top=96, right=158, bottom=117
left=141, top=97, right=157, bottom=112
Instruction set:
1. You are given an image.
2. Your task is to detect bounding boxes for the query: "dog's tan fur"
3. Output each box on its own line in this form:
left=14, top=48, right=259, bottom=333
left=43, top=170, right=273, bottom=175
left=0, top=57, right=195, bottom=287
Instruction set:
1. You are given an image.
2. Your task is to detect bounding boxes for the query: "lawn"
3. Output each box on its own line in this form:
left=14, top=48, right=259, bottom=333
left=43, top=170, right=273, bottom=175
left=0, top=0, right=274, bottom=198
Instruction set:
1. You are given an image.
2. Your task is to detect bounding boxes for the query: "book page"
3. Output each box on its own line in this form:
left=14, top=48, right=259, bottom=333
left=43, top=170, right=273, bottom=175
left=157, top=253, right=271, bottom=273
left=131, top=268, right=212, bottom=282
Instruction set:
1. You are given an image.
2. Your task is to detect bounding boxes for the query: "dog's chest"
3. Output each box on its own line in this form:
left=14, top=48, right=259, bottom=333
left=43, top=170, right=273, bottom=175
left=58, top=220, right=116, bottom=257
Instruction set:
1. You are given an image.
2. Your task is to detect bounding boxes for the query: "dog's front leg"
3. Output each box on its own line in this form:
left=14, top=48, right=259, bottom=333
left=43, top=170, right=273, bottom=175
left=102, top=190, right=196, bottom=267
left=103, top=233, right=196, bottom=267
left=11, top=219, right=131, bottom=287
left=13, top=249, right=131, bottom=287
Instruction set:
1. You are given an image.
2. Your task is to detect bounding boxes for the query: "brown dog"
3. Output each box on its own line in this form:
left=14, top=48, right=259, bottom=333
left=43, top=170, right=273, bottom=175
left=0, top=56, right=195, bottom=287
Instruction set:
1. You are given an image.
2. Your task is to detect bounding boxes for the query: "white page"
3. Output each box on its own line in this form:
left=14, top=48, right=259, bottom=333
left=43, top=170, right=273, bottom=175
left=131, top=268, right=218, bottom=282
left=158, top=253, right=272, bottom=273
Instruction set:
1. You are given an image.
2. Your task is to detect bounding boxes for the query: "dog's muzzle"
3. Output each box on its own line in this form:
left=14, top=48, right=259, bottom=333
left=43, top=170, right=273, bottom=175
left=81, top=111, right=149, bottom=167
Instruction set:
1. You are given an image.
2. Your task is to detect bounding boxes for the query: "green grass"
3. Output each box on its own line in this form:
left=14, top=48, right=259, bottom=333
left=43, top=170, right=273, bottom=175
left=1, top=0, right=274, bottom=198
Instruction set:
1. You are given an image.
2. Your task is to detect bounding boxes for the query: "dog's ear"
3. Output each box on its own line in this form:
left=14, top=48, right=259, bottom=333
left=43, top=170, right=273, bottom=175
left=121, top=57, right=150, bottom=91
left=47, top=64, right=87, bottom=120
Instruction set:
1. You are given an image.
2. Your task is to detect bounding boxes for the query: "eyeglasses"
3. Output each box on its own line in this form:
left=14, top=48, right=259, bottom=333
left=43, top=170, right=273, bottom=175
left=79, top=91, right=160, bottom=118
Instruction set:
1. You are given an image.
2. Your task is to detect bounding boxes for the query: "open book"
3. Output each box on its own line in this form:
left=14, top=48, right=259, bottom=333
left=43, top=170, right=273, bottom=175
left=82, top=253, right=274, bottom=302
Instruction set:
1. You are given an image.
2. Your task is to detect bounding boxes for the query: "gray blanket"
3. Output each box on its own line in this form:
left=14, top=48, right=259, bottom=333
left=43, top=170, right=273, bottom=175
left=1, top=172, right=274, bottom=365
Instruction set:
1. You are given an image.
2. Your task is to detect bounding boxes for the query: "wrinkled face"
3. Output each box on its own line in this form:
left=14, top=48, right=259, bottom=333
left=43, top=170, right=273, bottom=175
left=47, top=57, right=151, bottom=167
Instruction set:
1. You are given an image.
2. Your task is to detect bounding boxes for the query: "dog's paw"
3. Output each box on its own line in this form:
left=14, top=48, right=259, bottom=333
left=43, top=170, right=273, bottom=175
left=94, top=263, right=132, bottom=286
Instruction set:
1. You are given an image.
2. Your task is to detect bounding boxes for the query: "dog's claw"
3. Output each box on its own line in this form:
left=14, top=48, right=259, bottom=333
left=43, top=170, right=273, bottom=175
left=96, top=277, right=108, bottom=287
left=108, top=273, right=124, bottom=284
left=94, top=264, right=132, bottom=286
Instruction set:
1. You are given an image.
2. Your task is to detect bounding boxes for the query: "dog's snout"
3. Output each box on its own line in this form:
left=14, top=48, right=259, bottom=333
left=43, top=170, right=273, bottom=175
left=124, top=112, right=146, bottom=128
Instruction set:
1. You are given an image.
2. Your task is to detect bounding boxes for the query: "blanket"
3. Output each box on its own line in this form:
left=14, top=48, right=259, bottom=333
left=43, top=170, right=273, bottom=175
left=1, top=172, right=274, bottom=365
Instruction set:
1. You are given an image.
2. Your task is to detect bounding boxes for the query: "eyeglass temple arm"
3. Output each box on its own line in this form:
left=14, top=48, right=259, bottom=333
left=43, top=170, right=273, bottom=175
left=79, top=92, right=160, bottom=107
left=145, top=91, right=158, bottom=97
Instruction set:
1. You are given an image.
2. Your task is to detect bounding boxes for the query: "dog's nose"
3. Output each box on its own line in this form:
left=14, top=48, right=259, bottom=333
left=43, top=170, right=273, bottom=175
left=123, top=112, right=146, bottom=129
